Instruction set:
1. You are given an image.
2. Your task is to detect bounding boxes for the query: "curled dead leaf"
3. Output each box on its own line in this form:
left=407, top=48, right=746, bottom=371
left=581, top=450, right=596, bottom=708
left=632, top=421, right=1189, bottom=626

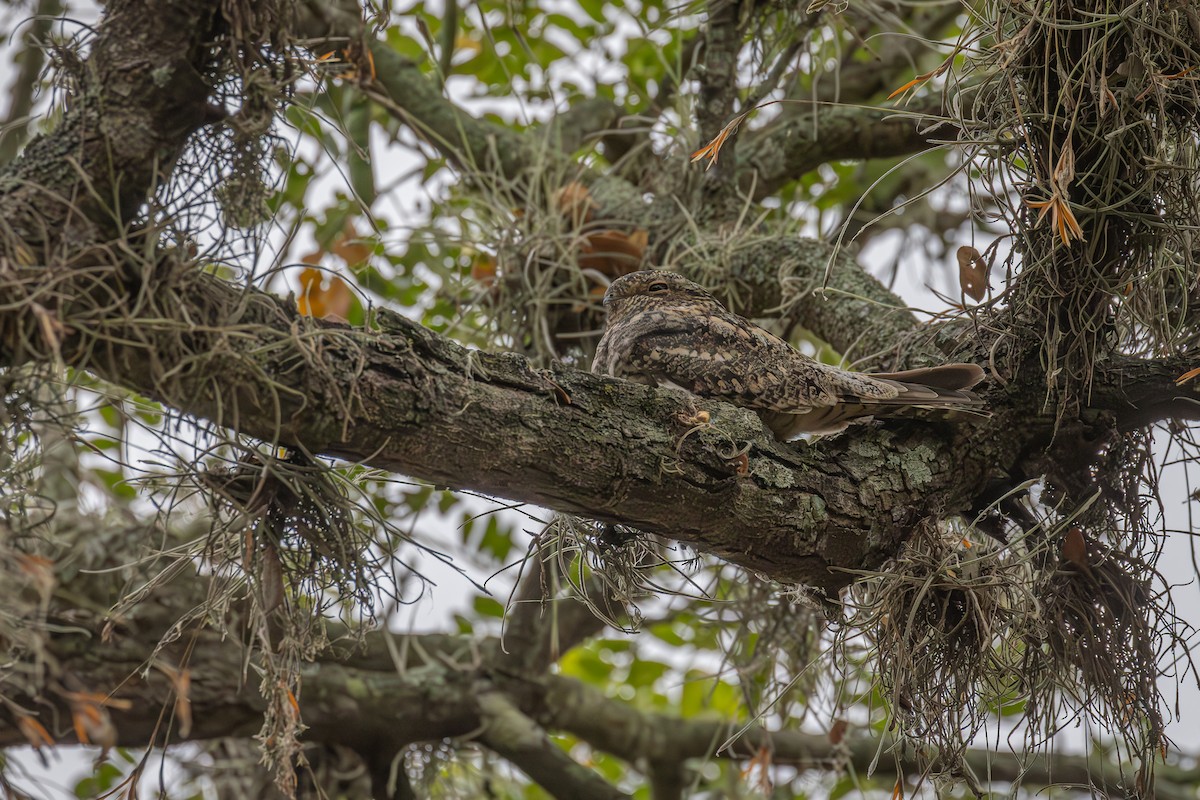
left=1061, top=526, right=1094, bottom=578
left=578, top=229, right=647, bottom=275
left=956, top=245, right=990, bottom=302
left=297, top=268, right=353, bottom=321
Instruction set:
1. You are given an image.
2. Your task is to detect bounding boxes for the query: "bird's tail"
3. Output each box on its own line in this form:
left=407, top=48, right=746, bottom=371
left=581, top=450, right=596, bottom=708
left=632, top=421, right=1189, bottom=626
left=862, top=363, right=988, bottom=422
left=790, top=363, right=988, bottom=434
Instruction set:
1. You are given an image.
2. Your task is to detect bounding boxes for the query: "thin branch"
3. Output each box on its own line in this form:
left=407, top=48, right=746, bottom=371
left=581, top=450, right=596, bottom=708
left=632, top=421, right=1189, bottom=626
left=477, top=690, right=630, bottom=800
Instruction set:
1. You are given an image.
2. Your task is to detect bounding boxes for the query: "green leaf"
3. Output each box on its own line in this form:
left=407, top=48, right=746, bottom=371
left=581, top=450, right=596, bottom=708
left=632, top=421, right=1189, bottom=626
left=472, top=595, right=505, bottom=618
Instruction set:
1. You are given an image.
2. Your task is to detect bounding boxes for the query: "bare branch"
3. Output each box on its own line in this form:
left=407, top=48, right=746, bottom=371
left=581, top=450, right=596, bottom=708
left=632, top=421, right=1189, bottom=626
left=478, top=690, right=629, bottom=800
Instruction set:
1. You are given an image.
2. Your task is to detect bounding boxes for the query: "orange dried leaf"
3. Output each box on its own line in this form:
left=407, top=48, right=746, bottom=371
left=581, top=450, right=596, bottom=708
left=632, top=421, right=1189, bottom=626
left=892, top=780, right=904, bottom=800
left=578, top=229, right=647, bottom=275
left=1026, top=195, right=1085, bottom=246
left=691, top=100, right=783, bottom=169
left=1174, top=366, right=1200, bottom=386
left=888, top=59, right=950, bottom=100
left=297, top=268, right=353, bottom=321
left=71, top=708, right=91, bottom=744
left=67, top=692, right=120, bottom=752
left=740, top=745, right=773, bottom=793
left=691, top=110, right=750, bottom=170
left=956, top=245, right=989, bottom=302
left=888, top=76, right=926, bottom=100
left=18, top=716, right=55, bottom=750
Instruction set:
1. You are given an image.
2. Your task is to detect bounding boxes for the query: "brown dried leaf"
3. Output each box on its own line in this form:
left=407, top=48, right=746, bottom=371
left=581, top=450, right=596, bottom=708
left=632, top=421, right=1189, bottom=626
left=1062, top=526, right=1093, bottom=578
left=297, top=268, right=353, bottom=321
left=578, top=229, right=647, bottom=275
left=956, top=245, right=990, bottom=302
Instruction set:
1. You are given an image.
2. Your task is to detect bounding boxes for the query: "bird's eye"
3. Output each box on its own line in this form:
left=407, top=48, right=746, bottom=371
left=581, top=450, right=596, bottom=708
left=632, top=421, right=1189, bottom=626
left=647, top=282, right=669, bottom=293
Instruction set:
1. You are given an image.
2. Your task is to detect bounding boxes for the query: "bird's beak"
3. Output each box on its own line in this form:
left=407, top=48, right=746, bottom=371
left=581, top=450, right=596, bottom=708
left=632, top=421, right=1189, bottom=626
left=601, top=285, right=613, bottom=306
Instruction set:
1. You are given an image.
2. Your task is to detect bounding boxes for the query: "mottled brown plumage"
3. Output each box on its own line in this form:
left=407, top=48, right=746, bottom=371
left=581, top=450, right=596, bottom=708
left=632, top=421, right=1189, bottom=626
left=593, top=270, right=986, bottom=438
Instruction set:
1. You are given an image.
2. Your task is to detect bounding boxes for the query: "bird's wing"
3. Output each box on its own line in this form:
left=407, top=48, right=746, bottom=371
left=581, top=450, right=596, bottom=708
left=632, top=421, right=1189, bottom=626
left=619, top=313, right=858, bottom=413
left=592, top=330, right=611, bottom=375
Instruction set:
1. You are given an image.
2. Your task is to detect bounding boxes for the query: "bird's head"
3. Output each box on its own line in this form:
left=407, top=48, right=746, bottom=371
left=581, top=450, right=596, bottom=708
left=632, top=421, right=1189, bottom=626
left=601, top=270, right=721, bottom=317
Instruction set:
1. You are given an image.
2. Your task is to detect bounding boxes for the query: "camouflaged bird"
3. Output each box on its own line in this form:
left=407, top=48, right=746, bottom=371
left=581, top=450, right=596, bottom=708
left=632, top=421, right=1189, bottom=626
left=593, top=270, right=986, bottom=438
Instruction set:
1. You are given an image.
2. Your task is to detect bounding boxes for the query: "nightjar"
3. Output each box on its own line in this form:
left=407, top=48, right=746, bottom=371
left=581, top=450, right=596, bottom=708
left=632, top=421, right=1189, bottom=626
left=593, top=270, right=985, bottom=438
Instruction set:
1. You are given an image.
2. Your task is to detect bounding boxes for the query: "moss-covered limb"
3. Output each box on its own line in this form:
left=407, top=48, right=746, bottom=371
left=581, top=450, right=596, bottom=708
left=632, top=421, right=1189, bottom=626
left=0, top=0, right=222, bottom=250
left=665, top=235, right=933, bottom=365
left=0, top=615, right=478, bottom=769
left=11, top=570, right=1198, bottom=799
left=738, top=98, right=956, bottom=201
left=498, top=556, right=627, bottom=676
left=789, top=3, right=963, bottom=108
left=5, top=251, right=1022, bottom=593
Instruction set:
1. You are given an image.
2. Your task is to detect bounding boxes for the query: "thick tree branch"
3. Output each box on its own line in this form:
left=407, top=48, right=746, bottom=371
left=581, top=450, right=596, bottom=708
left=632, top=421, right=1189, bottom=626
left=0, top=0, right=220, bottom=252
left=2, top=257, right=1008, bottom=593
left=739, top=100, right=957, bottom=200
left=296, top=0, right=627, bottom=203
left=1092, top=355, right=1200, bottom=429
